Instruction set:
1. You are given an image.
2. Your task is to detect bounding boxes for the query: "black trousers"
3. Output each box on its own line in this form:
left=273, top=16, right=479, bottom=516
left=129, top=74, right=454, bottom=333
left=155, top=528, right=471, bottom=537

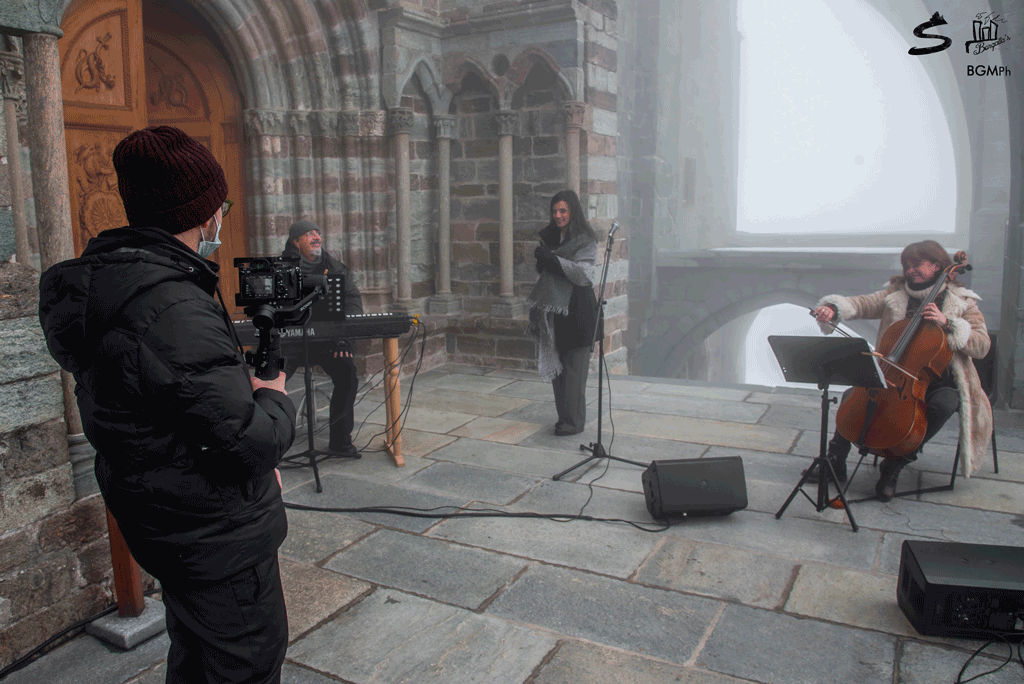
left=830, top=383, right=961, bottom=460
left=285, top=348, right=358, bottom=449
left=161, top=554, right=288, bottom=684
left=551, top=345, right=591, bottom=431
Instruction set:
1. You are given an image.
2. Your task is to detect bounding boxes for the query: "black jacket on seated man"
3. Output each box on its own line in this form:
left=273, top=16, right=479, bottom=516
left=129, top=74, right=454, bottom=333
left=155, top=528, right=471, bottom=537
left=282, top=220, right=363, bottom=454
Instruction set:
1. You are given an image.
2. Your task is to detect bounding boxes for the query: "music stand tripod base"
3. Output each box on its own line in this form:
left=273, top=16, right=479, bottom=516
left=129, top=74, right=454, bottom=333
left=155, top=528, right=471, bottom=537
left=768, top=335, right=886, bottom=532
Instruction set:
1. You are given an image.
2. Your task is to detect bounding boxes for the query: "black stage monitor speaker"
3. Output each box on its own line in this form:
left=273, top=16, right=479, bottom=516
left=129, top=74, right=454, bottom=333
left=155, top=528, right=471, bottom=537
left=897, top=540, right=1024, bottom=638
left=642, top=456, right=748, bottom=519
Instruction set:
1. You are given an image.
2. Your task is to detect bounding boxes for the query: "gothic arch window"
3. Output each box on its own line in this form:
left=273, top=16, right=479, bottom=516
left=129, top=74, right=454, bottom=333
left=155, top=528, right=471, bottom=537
left=736, top=0, right=959, bottom=243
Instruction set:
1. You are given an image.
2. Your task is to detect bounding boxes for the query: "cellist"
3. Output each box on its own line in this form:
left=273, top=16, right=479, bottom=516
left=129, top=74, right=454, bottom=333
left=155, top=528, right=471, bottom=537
left=809, top=240, right=993, bottom=501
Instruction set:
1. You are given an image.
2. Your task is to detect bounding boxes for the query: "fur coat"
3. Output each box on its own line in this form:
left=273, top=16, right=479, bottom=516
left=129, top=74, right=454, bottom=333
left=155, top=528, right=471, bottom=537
left=817, top=278, right=992, bottom=477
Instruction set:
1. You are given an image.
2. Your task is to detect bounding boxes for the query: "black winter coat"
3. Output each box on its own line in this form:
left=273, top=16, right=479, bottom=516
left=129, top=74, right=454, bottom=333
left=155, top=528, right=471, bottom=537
left=538, top=224, right=599, bottom=353
left=39, top=227, right=296, bottom=582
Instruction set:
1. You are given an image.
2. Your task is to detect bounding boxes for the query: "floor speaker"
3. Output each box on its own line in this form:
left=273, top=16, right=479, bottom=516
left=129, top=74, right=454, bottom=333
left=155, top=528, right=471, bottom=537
left=897, top=540, right=1024, bottom=638
left=642, top=456, right=747, bottom=519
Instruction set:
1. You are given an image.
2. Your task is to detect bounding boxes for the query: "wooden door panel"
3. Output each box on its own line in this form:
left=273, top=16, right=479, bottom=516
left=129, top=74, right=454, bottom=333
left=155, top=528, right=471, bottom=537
left=144, top=16, right=247, bottom=312
left=61, top=0, right=145, bottom=255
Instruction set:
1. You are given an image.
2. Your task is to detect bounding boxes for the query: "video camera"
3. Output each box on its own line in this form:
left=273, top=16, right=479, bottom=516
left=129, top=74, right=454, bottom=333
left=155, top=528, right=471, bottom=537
left=234, top=256, right=340, bottom=380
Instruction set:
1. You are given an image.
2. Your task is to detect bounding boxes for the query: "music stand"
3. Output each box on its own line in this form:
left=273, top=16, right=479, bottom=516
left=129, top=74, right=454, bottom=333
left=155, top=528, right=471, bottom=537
left=282, top=273, right=358, bottom=493
left=770, top=335, right=886, bottom=532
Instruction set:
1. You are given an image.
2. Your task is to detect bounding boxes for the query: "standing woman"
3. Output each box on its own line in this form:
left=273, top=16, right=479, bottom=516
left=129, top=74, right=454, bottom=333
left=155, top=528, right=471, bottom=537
left=528, top=190, right=599, bottom=436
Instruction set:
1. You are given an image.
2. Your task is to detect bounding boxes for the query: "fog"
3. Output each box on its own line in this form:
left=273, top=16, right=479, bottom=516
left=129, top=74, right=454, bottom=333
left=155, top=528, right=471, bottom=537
left=737, top=0, right=957, bottom=234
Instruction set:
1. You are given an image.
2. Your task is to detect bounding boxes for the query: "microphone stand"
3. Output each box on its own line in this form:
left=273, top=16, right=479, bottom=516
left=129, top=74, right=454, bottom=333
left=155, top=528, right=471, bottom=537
left=553, top=222, right=646, bottom=481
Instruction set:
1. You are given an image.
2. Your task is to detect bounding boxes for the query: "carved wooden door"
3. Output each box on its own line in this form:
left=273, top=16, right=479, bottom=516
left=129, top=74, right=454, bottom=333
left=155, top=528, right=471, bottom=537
left=60, top=0, right=248, bottom=310
left=60, top=0, right=145, bottom=256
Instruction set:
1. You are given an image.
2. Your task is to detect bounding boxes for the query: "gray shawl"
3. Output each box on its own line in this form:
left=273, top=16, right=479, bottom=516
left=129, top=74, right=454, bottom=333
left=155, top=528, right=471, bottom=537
left=526, top=232, right=597, bottom=380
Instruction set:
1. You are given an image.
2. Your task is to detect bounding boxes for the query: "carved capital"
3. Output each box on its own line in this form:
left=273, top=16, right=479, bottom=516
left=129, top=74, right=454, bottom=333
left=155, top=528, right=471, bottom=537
left=562, top=101, right=587, bottom=129
left=286, top=110, right=310, bottom=137
left=433, top=115, right=456, bottom=139
left=310, top=110, right=339, bottom=137
left=340, top=111, right=361, bottom=137
left=0, top=52, right=25, bottom=102
left=243, top=108, right=287, bottom=137
left=359, top=110, right=387, bottom=138
left=389, top=107, right=415, bottom=135
left=494, top=110, right=518, bottom=137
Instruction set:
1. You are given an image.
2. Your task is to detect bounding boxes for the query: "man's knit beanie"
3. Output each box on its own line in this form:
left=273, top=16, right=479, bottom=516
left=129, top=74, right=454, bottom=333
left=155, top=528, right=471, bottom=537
left=112, top=125, right=228, bottom=234
left=288, top=220, right=320, bottom=242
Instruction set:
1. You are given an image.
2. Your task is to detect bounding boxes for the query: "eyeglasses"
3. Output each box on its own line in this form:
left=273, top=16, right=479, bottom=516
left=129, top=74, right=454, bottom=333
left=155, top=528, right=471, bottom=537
left=222, top=199, right=233, bottom=218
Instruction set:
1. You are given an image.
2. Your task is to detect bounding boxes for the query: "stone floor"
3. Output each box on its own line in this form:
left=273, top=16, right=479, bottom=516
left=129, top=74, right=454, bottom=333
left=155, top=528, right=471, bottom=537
left=5, top=363, right=1024, bottom=684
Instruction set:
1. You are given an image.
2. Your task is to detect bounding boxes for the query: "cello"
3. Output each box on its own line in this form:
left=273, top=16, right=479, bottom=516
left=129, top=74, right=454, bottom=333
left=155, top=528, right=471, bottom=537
left=833, top=251, right=972, bottom=460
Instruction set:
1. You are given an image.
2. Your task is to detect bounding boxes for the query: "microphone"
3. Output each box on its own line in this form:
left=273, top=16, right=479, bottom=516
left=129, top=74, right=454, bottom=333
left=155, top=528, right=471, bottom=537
left=609, top=221, right=620, bottom=238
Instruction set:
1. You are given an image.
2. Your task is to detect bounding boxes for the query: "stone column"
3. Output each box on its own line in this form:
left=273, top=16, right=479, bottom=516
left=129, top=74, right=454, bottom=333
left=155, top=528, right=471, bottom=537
left=390, top=107, right=414, bottom=307
left=563, top=102, right=587, bottom=197
left=23, top=32, right=82, bottom=435
left=492, top=110, right=526, bottom=318
left=429, top=115, right=460, bottom=314
left=0, top=51, right=29, bottom=266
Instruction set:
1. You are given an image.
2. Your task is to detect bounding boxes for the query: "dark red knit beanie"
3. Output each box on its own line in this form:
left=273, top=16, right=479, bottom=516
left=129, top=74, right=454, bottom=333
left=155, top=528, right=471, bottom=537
left=112, top=125, right=228, bottom=234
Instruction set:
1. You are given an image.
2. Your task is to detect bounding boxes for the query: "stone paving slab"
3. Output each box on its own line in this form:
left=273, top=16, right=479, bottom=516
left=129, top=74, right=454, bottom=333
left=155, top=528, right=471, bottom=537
left=279, top=507, right=376, bottom=565
left=585, top=376, right=654, bottom=393
left=664, top=511, right=882, bottom=570
left=757, top=403, right=832, bottom=430
left=532, top=640, right=752, bottom=684
left=745, top=390, right=839, bottom=409
left=287, top=589, right=557, bottom=684
left=517, top=432, right=708, bottom=468
left=0, top=631, right=170, bottom=684
left=281, top=556, right=371, bottom=639
left=426, top=438, right=599, bottom=480
left=492, top=379, right=556, bottom=401
left=783, top=563, right=913, bottom=636
left=284, top=473, right=470, bottom=533
left=324, top=529, right=528, bottom=610
left=644, top=383, right=753, bottom=402
left=598, top=391, right=767, bottom=424
left=609, top=410, right=800, bottom=453
left=483, top=368, right=540, bottom=381
left=400, top=461, right=541, bottom=506
left=502, top=477, right=654, bottom=526
left=421, top=372, right=516, bottom=394
left=901, top=473, right=1024, bottom=514
left=486, top=564, right=723, bottom=666
left=367, top=386, right=530, bottom=418
left=697, top=604, right=896, bottom=683
left=497, top=399, right=570, bottom=426
left=449, top=416, right=544, bottom=443
left=636, top=537, right=798, bottom=609
left=835, top=496, right=1024, bottom=547
left=898, top=639, right=1024, bottom=684
left=429, top=513, right=661, bottom=578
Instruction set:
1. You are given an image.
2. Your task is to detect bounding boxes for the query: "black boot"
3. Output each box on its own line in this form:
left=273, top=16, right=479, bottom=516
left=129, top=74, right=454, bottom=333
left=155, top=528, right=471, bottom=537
left=804, top=438, right=849, bottom=483
left=875, top=454, right=917, bottom=502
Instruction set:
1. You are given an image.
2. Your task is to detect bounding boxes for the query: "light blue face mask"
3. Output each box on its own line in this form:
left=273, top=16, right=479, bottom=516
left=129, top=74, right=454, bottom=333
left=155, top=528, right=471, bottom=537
left=198, top=214, right=222, bottom=259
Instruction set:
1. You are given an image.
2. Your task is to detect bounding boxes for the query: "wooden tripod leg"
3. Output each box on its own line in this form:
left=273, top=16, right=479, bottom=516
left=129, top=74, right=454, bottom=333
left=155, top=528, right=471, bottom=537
left=106, top=507, right=145, bottom=617
left=383, top=337, right=404, bottom=467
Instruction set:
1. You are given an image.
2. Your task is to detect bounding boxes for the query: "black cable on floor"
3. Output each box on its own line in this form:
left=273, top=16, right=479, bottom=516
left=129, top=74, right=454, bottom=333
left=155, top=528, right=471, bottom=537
left=0, top=588, right=162, bottom=681
left=283, top=500, right=669, bottom=533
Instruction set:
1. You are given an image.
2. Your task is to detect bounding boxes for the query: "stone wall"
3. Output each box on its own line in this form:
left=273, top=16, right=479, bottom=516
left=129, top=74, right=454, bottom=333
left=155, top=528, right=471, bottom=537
left=0, top=262, right=116, bottom=669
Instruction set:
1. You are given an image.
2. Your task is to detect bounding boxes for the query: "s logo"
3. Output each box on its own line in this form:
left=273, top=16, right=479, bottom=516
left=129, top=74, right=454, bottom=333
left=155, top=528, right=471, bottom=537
left=909, top=12, right=953, bottom=55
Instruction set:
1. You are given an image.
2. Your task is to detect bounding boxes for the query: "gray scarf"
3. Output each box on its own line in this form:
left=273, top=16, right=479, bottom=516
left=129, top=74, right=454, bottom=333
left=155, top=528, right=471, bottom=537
left=527, top=232, right=597, bottom=380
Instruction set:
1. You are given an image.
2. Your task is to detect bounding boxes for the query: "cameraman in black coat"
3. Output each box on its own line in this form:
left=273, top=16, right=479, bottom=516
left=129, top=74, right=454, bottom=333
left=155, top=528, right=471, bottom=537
left=282, top=220, right=364, bottom=455
left=39, top=126, right=295, bottom=684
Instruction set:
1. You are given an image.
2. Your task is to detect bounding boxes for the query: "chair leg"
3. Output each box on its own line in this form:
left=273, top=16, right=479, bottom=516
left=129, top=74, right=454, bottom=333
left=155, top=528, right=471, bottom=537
left=992, top=430, right=999, bottom=474
left=949, top=442, right=960, bottom=488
